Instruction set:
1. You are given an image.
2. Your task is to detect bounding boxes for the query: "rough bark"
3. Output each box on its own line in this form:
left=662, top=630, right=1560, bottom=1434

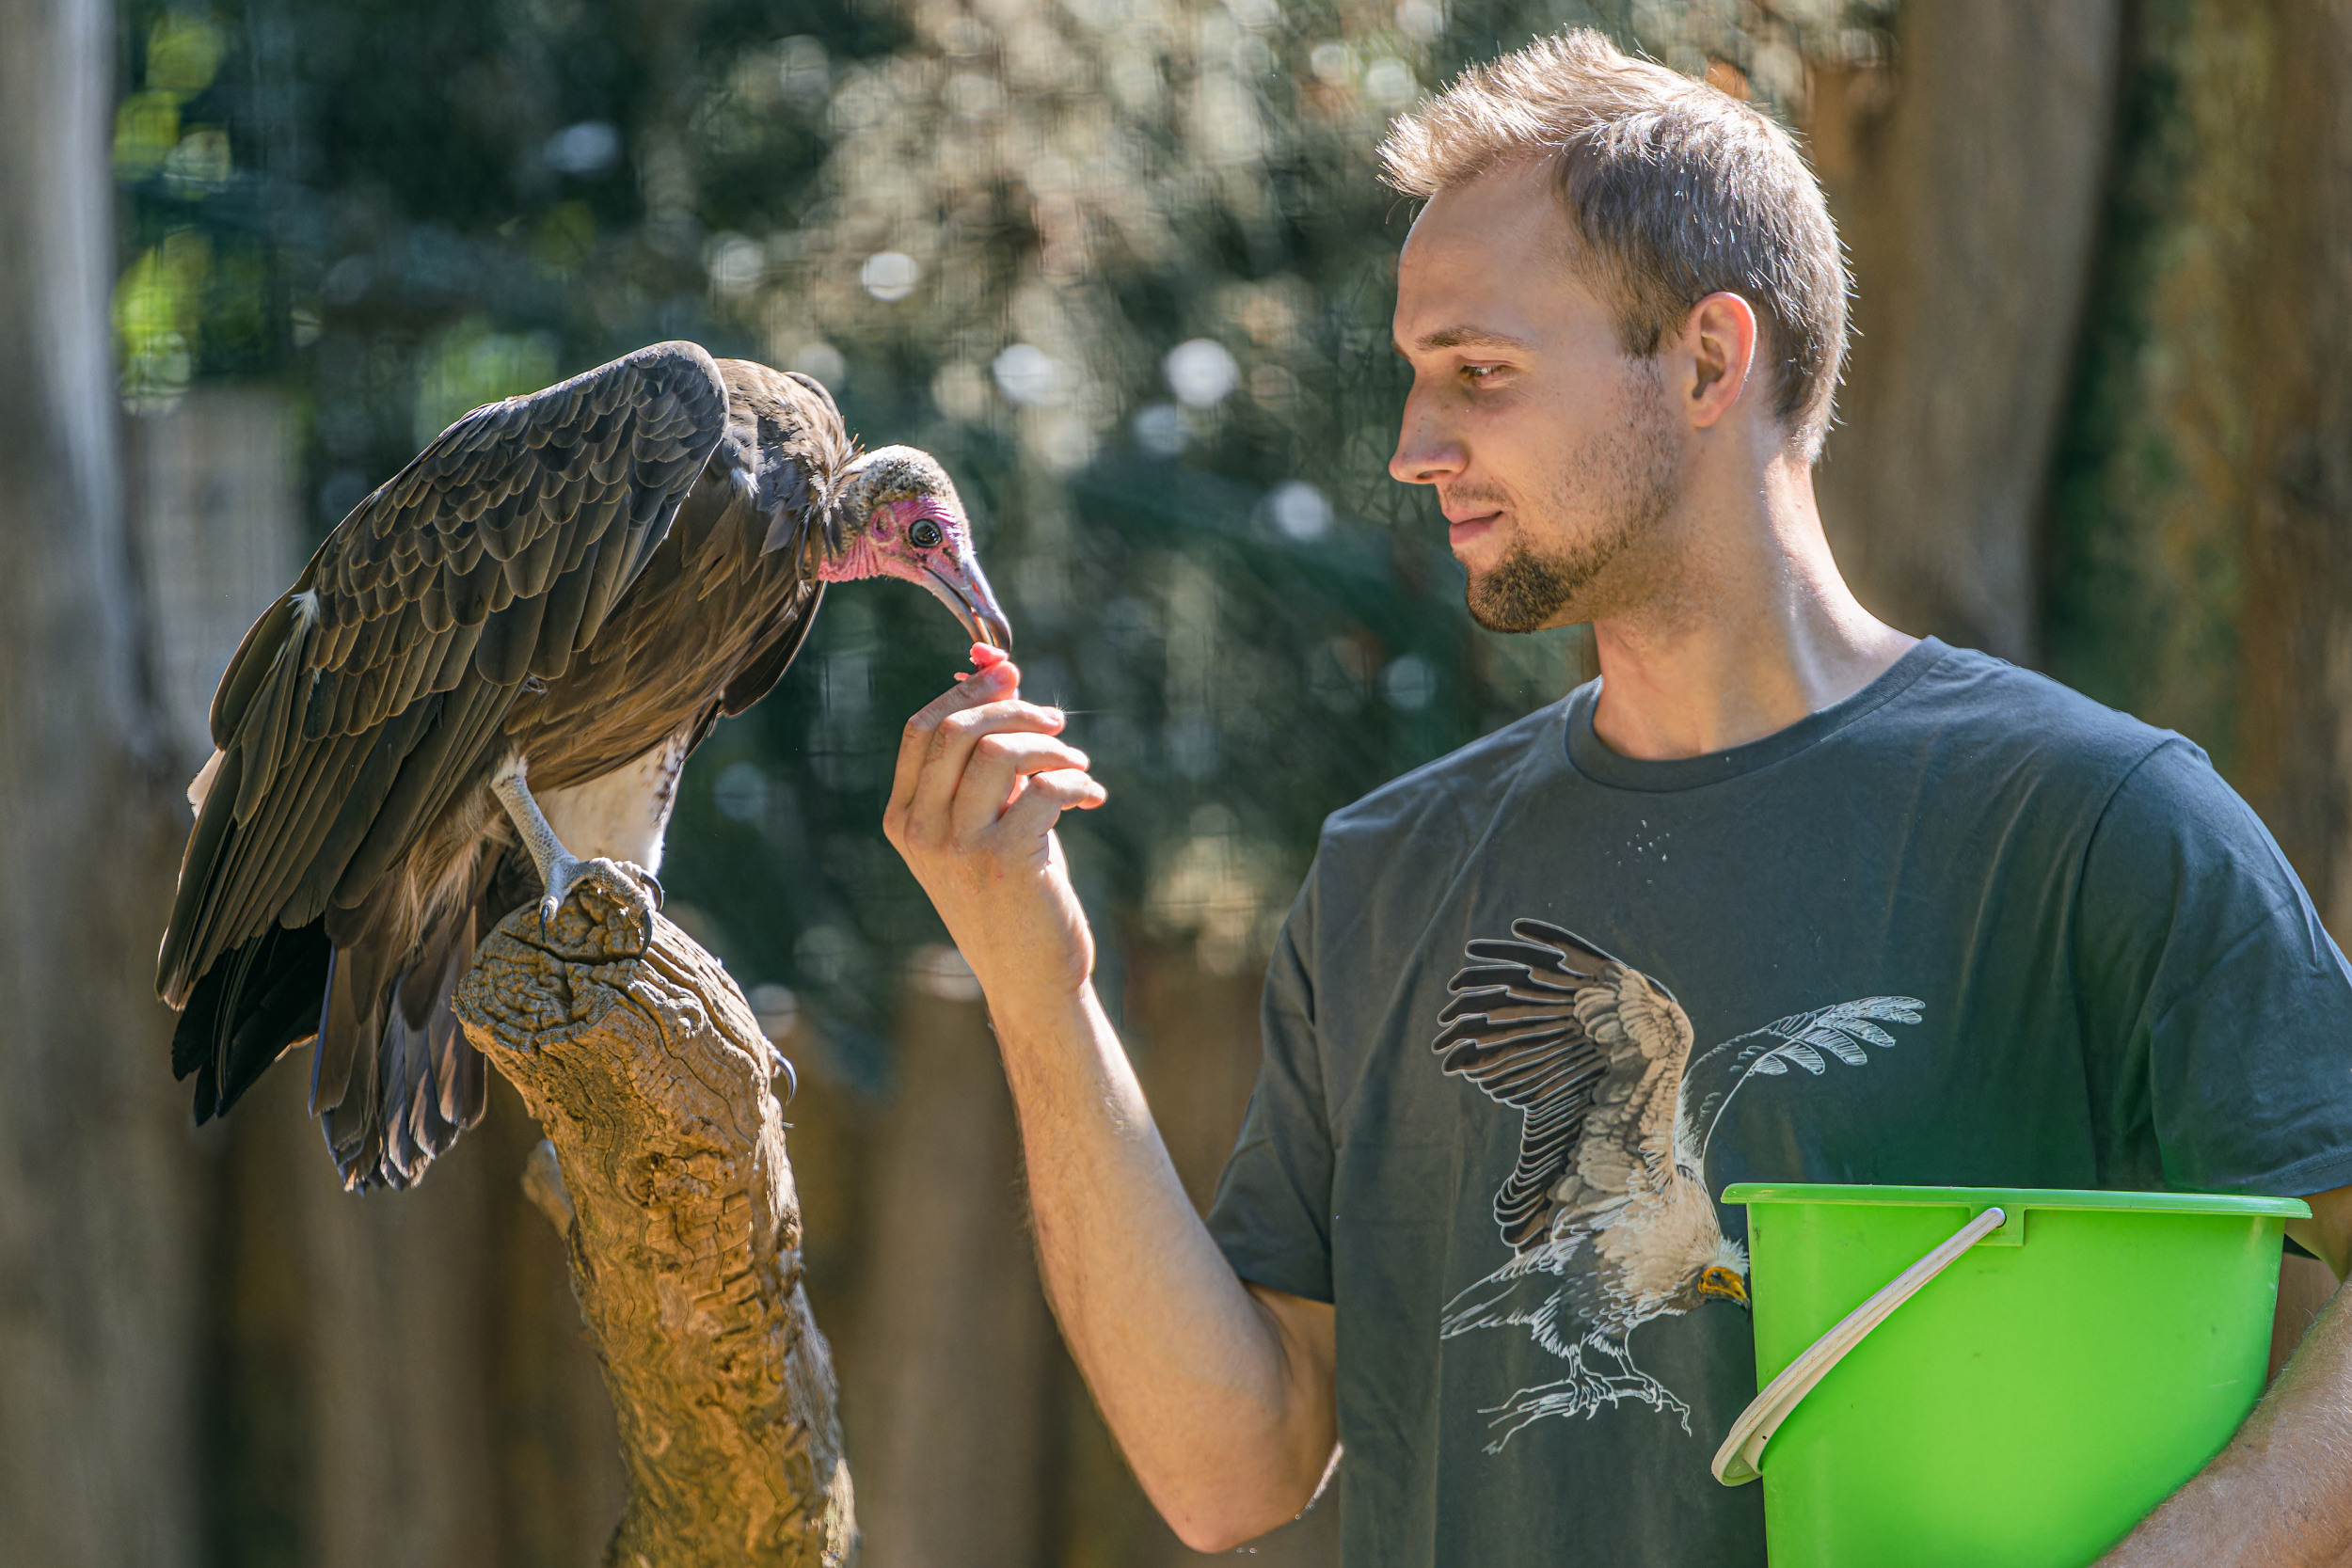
left=0, top=0, right=207, bottom=1560
left=2233, top=0, right=2352, bottom=936
left=454, top=866, right=855, bottom=1567
left=2040, top=3, right=2280, bottom=753
left=1809, top=0, right=2123, bottom=662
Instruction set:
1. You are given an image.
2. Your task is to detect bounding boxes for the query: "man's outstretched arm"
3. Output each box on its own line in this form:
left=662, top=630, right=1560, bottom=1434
left=882, top=658, right=1338, bottom=1552
left=2097, top=1185, right=2352, bottom=1565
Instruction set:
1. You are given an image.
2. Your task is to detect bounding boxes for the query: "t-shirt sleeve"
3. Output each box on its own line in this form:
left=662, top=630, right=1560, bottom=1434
left=1204, top=873, right=1336, bottom=1304
left=2074, top=738, right=2352, bottom=1196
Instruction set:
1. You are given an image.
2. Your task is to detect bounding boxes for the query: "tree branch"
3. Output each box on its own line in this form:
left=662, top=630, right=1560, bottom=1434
left=454, top=865, right=856, bottom=1567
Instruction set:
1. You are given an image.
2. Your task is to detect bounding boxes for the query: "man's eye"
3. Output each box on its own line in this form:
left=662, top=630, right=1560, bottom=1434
left=1460, top=364, right=1500, bottom=384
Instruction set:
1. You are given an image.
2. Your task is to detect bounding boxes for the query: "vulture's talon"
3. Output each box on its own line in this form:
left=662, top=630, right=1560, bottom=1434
left=534, top=850, right=589, bottom=937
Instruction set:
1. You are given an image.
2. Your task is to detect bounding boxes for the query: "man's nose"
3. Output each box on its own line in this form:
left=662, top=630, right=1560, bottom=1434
left=1390, top=395, right=1466, bottom=485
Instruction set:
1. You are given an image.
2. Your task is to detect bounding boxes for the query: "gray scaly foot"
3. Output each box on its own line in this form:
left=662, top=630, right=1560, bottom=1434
left=490, top=756, right=661, bottom=934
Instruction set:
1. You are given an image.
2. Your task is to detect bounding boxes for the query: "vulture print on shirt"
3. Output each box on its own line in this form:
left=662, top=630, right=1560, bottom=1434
left=1432, top=921, right=1924, bottom=1448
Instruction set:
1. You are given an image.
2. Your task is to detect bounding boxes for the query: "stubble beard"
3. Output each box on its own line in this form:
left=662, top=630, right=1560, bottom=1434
left=1461, top=364, right=1685, bottom=635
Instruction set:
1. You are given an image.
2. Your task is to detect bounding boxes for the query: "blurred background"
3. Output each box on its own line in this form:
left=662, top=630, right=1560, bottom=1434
left=4, top=0, right=2349, bottom=1563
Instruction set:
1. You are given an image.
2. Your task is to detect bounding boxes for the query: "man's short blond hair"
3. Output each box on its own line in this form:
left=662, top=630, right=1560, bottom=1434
left=1381, top=30, right=1848, bottom=460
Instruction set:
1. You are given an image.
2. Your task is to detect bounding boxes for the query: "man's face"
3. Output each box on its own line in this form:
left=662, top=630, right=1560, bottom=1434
left=1389, top=161, right=1687, bottom=633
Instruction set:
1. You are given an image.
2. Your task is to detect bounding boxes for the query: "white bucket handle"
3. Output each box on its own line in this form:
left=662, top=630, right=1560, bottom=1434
left=1712, top=1205, right=2009, bottom=1486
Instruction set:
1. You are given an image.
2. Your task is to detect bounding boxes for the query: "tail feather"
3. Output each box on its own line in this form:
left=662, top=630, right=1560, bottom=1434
left=382, top=1011, right=433, bottom=1184
left=158, top=749, right=246, bottom=1006
left=220, top=928, right=337, bottom=1111
left=308, top=944, right=358, bottom=1115
left=313, top=879, right=495, bottom=1191
left=171, top=921, right=332, bottom=1124
left=172, top=798, right=515, bottom=1192
left=314, top=941, right=391, bottom=1182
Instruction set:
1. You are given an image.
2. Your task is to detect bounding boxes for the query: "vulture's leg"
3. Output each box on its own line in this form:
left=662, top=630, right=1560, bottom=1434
left=489, top=754, right=660, bottom=932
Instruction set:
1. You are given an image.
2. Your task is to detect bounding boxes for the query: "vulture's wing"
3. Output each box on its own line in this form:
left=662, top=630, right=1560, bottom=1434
left=157, top=341, right=730, bottom=1045
left=496, top=360, right=847, bottom=776
left=706, top=372, right=844, bottom=723
left=1435, top=920, right=1695, bottom=1253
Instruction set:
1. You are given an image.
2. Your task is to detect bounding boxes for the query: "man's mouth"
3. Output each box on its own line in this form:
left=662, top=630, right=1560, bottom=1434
left=1447, top=511, right=1502, bottom=548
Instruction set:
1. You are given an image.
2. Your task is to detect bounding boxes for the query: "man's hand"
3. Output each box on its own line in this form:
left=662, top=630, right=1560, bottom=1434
left=881, top=663, right=1340, bottom=1552
left=883, top=658, right=1105, bottom=1010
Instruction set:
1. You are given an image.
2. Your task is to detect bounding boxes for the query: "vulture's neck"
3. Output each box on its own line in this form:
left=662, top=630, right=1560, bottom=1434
left=818, top=534, right=887, bottom=583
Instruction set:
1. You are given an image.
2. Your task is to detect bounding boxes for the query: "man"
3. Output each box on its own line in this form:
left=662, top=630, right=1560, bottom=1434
left=883, top=29, right=2352, bottom=1565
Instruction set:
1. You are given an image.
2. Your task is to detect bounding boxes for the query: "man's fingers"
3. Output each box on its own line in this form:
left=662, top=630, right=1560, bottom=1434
left=888, top=662, right=1020, bottom=824
left=906, top=700, right=1068, bottom=834
left=950, top=735, right=1093, bottom=841
left=995, top=768, right=1109, bottom=845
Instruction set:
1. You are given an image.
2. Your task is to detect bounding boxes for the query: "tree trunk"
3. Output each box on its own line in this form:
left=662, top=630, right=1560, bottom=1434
left=2233, top=0, right=2352, bottom=936
left=1809, top=0, right=2123, bottom=663
left=0, top=0, right=208, bottom=1560
left=454, top=867, right=856, bottom=1566
left=2039, top=3, right=2280, bottom=754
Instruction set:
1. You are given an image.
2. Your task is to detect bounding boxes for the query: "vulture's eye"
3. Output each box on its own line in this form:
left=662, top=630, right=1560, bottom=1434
left=909, top=517, right=945, bottom=549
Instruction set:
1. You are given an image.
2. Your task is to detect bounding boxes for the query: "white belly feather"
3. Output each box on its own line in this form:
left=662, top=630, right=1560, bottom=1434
left=539, top=730, right=690, bottom=872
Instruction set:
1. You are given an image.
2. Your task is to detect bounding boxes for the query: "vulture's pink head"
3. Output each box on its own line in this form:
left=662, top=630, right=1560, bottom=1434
left=822, top=446, right=1011, bottom=649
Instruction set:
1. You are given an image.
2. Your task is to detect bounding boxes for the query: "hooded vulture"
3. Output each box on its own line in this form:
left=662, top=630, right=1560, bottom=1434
left=157, top=341, right=1009, bottom=1191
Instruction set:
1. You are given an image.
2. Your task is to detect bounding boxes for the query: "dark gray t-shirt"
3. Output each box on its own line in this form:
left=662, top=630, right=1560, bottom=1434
left=1205, top=639, right=2352, bottom=1566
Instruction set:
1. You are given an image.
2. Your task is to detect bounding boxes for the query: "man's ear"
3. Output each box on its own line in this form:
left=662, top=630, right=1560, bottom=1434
left=1679, top=292, right=1760, bottom=431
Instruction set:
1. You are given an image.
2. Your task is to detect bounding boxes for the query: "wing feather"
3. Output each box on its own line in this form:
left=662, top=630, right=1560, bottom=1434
left=158, top=341, right=730, bottom=1010
left=717, top=582, right=825, bottom=717
left=1435, top=920, right=1692, bottom=1252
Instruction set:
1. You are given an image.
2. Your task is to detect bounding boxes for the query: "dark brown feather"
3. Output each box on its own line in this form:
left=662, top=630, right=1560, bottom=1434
left=160, top=344, right=852, bottom=1192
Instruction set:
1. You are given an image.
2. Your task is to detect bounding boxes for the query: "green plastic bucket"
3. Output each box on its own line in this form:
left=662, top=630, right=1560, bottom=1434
left=1716, top=1183, right=2307, bottom=1567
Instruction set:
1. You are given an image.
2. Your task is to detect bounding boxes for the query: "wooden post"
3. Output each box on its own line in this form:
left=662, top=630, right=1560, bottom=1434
left=453, top=866, right=856, bottom=1567
left=847, top=944, right=1059, bottom=1568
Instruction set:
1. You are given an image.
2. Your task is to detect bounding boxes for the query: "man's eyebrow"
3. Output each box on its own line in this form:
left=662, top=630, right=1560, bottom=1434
left=1406, top=326, right=1536, bottom=354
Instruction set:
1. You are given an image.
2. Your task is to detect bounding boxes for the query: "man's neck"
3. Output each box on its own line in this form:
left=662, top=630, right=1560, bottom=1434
left=1582, top=461, right=1915, bottom=761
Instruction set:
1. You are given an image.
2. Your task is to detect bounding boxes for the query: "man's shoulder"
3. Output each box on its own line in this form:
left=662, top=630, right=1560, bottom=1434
left=1306, top=645, right=2205, bottom=869
left=1890, top=642, right=2188, bottom=793
left=1318, top=696, right=1571, bottom=855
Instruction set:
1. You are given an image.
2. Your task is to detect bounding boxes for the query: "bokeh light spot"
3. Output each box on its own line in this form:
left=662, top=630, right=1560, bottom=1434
left=1364, top=57, right=1418, bottom=108
left=861, top=250, right=921, bottom=301
left=993, top=343, right=1070, bottom=406
left=1164, top=339, right=1238, bottom=407
left=1269, top=481, right=1333, bottom=541
left=543, top=120, right=620, bottom=175
left=1383, top=654, right=1437, bottom=710
left=1133, top=403, right=1186, bottom=456
left=792, top=341, right=849, bottom=388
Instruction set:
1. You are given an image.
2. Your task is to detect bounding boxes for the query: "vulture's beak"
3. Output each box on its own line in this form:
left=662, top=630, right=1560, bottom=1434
left=920, top=548, right=1012, bottom=651
left=1698, top=1265, right=1750, bottom=1308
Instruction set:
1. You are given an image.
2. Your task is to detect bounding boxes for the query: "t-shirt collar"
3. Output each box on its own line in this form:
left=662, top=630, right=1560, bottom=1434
left=1563, top=636, right=1952, bottom=794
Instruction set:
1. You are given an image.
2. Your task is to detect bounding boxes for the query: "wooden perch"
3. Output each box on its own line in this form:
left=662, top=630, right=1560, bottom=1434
left=454, top=866, right=856, bottom=1567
